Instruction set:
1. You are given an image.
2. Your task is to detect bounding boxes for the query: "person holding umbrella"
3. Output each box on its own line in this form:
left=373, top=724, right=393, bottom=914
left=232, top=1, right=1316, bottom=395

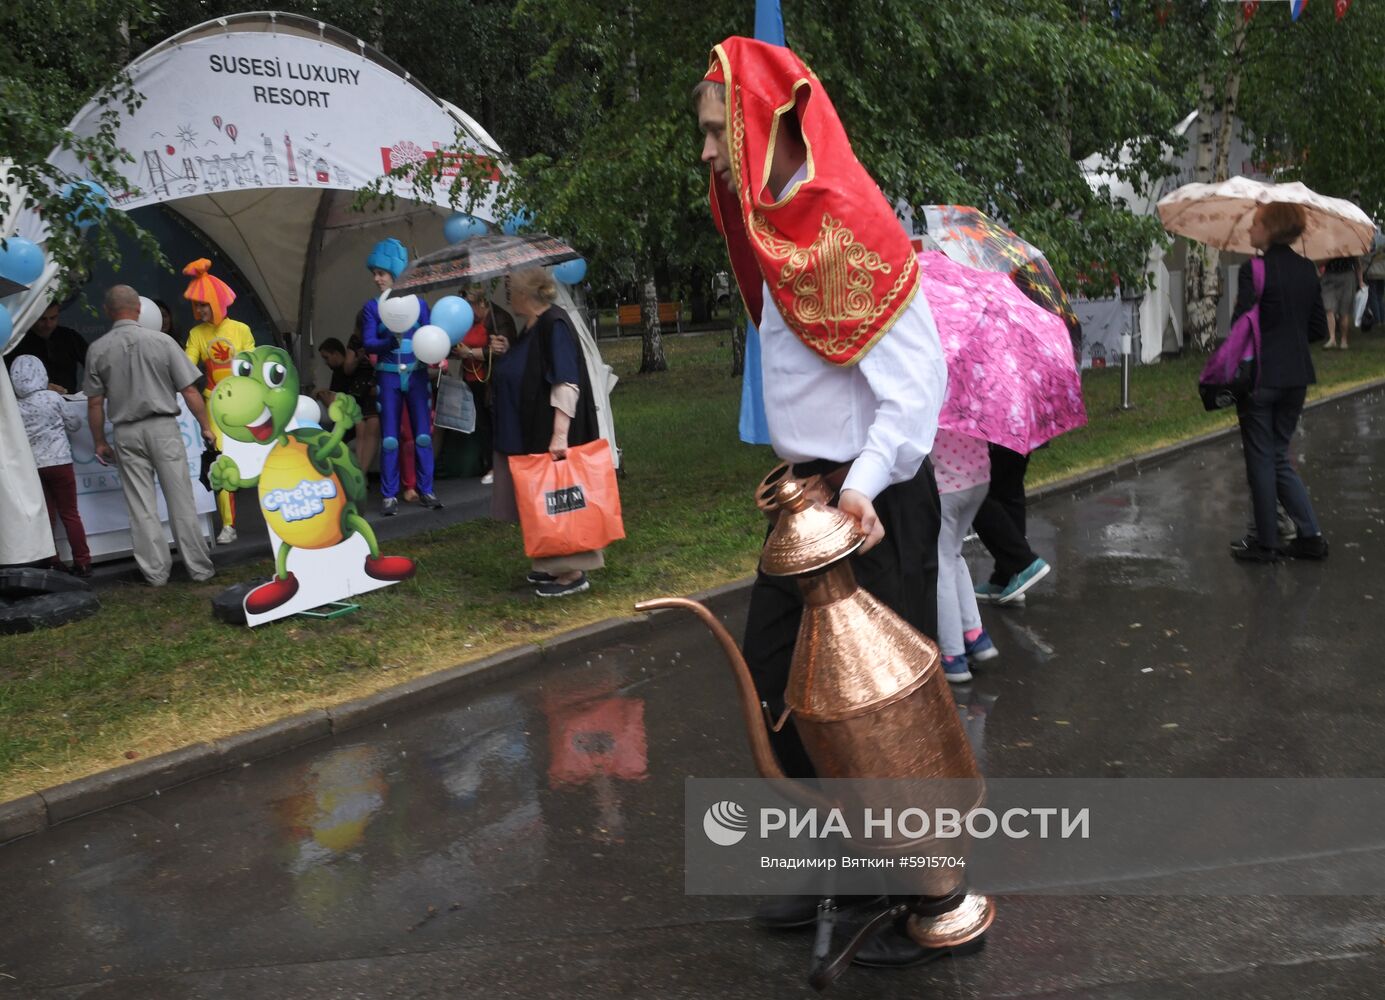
left=1227, top=203, right=1330, bottom=562
left=1157, top=177, right=1373, bottom=561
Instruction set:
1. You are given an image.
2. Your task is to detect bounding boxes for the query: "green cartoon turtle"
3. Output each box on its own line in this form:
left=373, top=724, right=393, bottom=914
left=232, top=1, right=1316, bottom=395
left=209, top=346, right=415, bottom=615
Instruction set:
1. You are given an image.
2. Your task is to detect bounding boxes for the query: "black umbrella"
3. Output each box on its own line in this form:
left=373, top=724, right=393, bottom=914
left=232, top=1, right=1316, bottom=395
left=393, top=234, right=581, bottom=294
left=1, top=275, right=29, bottom=297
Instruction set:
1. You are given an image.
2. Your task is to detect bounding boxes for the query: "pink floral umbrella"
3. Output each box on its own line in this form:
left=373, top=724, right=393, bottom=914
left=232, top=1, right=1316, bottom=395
left=918, top=251, right=1086, bottom=454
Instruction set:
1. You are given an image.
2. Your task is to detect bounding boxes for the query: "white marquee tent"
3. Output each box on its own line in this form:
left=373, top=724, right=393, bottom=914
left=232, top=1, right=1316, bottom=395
left=1, top=12, right=618, bottom=564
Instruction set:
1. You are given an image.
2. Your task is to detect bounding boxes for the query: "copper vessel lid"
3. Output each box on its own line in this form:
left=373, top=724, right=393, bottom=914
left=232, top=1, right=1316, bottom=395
left=760, top=480, right=864, bottom=577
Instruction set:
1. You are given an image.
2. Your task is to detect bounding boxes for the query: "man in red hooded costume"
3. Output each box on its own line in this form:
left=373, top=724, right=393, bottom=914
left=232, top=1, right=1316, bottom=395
left=696, top=37, right=972, bottom=971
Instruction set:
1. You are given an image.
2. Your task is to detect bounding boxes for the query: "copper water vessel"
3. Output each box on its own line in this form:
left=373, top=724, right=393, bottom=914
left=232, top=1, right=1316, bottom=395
left=636, top=475, right=994, bottom=950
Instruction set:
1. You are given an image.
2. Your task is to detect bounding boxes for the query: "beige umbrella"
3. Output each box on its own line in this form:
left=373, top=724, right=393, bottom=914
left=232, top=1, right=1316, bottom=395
left=1157, top=175, right=1376, bottom=261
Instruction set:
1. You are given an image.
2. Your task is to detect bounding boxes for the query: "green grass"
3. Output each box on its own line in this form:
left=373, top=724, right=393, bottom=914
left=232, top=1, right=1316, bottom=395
left=3, top=331, right=1382, bottom=799
left=1028, top=337, right=1385, bottom=485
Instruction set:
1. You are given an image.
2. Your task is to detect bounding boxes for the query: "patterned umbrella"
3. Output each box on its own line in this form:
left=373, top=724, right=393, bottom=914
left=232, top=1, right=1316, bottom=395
left=918, top=251, right=1086, bottom=455
left=921, top=205, right=1079, bottom=332
left=1157, top=176, right=1375, bottom=260
left=393, top=234, right=581, bottom=294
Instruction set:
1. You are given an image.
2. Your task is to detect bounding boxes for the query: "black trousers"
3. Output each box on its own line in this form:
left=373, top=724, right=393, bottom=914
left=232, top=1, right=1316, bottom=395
left=1236, top=386, right=1321, bottom=546
left=741, top=459, right=941, bottom=779
left=973, top=444, right=1036, bottom=586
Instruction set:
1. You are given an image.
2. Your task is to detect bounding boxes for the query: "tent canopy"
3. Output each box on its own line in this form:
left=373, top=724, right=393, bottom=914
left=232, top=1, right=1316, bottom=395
left=10, top=11, right=502, bottom=363
left=1, top=12, right=619, bottom=567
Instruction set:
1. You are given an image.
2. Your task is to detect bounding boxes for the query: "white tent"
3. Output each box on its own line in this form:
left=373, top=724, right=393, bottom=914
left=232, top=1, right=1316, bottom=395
left=2, top=12, right=619, bottom=561
left=1079, top=110, right=1278, bottom=359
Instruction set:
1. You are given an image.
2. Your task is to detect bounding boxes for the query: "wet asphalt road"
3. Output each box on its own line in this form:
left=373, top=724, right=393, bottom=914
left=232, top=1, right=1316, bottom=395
left=5, top=390, right=1385, bottom=999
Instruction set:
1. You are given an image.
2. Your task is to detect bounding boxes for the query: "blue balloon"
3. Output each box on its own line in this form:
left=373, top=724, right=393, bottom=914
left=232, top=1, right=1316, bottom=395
left=430, top=295, right=475, bottom=342
left=500, top=209, right=535, bottom=236
left=553, top=257, right=588, bottom=285
left=0, top=304, right=11, bottom=347
left=443, top=212, right=488, bottom=244
left=0, top=236, right=45, bottom=286
left=61, top=181, right=109, bottom=231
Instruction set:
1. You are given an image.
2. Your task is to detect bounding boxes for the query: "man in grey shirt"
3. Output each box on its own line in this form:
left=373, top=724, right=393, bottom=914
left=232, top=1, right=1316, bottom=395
left=84, top=285, right=218, bottom=585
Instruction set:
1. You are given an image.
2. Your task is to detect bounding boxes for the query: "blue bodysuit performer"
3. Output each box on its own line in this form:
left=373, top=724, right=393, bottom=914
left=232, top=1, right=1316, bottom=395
left=361, top=238, right=443, bottom=515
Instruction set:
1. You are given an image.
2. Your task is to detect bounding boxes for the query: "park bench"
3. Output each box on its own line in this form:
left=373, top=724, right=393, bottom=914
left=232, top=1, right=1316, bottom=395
left=616, top=301, right=683, bottom=335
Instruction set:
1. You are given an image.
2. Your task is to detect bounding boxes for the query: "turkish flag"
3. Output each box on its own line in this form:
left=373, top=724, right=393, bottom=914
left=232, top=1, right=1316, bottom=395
left=1242, top=1, right=1261, bottom=22
left=1336, top=0, right=1352, bottom=21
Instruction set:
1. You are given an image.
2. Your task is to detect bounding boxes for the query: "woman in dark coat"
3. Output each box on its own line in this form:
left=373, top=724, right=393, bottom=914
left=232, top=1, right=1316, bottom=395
left=488, top=267, right=603, bottom=596
left=1230, top=202, right=1329, bottom=562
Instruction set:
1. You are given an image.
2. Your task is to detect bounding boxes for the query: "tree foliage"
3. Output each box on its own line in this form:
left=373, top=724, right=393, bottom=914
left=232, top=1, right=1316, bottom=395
left=0, top=0, right=164, bottom=291
left=9, top=0, right=1380, bottom=329
left=1238, top=1, right=1385, bottom=217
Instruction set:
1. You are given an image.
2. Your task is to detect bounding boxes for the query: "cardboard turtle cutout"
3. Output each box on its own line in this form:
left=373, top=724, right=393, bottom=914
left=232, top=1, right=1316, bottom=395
left=208, top=346, right=415, bottom=625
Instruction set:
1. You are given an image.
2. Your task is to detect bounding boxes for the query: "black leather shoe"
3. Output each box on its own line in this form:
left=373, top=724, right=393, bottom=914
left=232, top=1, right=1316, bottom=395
left=1230, top=536, right=1280, bottom=562
left=1285, top=535, right=1329, bottom=560
left=851, top=924, right=986, bottom=968
left=753, top=894, right=886, bottom=930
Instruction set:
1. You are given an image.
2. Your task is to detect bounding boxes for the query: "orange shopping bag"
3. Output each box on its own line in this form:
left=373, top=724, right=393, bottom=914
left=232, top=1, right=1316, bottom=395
left=508, top=439, right=626, bottom=559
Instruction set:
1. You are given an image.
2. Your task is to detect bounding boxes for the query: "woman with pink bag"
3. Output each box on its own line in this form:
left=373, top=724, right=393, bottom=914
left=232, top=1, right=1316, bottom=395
left=1229, top=202, right=1329, bottom=563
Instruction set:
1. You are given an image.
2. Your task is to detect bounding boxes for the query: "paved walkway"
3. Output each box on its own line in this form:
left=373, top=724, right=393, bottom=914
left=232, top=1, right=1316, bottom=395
left=4, top=391, right=1385, bottom=998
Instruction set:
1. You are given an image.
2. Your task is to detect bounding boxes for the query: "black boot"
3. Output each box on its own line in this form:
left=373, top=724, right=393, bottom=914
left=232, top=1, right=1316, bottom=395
left=851, top=923, right=986, bottom=968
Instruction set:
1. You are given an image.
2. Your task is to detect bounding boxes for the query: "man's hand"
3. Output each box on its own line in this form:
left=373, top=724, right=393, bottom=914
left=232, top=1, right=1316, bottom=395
left=489, top=334, right=510, bottom=356
left=95, top=442, right=116, bottom=466
left=838, top=488, right=884, bottom=553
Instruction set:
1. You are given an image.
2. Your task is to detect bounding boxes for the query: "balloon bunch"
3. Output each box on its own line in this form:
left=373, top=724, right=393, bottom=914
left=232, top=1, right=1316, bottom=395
left=413, top=294, right=474, bottom=365
left=378, top=291, right=475, bottom=366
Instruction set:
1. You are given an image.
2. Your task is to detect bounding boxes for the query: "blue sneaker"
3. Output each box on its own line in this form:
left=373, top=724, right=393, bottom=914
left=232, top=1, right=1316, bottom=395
left=942, top=654, right=972, bottom=683
left=976, top=580, right=1024, bottom=606
left=974, top=581, right=1004, bottom=604
left=964, top=629, right=999, bottom=663
left=997, top=558, right=1050, bottom=606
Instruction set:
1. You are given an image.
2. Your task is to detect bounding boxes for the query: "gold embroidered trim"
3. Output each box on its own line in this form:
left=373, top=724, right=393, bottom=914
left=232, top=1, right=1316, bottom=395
left=749, top=211, right=915, bottom=363
left=712, top=45, right=745, bottom=199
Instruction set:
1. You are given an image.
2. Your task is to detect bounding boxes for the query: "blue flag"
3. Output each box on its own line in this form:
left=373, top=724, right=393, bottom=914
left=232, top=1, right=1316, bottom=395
left=738, top=0, right=786, bottom=446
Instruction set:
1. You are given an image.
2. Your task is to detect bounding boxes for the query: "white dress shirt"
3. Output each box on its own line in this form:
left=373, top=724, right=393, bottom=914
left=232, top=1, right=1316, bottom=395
left=759, top=285, right=948, bottom=501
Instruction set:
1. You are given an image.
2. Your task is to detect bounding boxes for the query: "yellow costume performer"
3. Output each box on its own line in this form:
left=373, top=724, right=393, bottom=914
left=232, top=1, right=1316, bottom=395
left=183, top=258, right=255, bottom=542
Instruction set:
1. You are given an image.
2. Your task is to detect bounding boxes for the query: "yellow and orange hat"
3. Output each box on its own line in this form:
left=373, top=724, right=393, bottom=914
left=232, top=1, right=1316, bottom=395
left=182, top=258, right=236, bottom=326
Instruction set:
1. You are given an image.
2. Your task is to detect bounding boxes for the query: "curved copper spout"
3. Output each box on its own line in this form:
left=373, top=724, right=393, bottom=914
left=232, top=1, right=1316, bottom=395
left=635, top=597, right=842, bottom=813
left=635, top=597, right=790, bottom=782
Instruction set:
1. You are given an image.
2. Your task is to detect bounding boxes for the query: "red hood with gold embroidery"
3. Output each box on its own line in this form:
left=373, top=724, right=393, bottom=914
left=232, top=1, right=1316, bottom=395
left=705, top=37, right=917, bottom=367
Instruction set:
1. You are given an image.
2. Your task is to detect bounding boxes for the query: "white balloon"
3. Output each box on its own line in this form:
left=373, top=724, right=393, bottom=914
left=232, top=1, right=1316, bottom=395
left=412, top=324, right=452, bottom=366
left=379, top=292, right=421, bottom=334
left=293, top=395, right=324, bottom=429
left=137, top=296, right=162, bottom=331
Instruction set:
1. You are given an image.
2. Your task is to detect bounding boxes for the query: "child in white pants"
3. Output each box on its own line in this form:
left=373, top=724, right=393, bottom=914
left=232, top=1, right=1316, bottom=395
left=933, top=429, right=999, bottom=682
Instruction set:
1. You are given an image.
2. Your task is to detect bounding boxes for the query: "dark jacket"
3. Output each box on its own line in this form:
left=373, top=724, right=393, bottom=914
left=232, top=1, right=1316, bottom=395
left=4, top=325, right=88, bottom=393
left=516, top=307, right=599, bottom=455
left=1232, top=243, right=1327, bottom=389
